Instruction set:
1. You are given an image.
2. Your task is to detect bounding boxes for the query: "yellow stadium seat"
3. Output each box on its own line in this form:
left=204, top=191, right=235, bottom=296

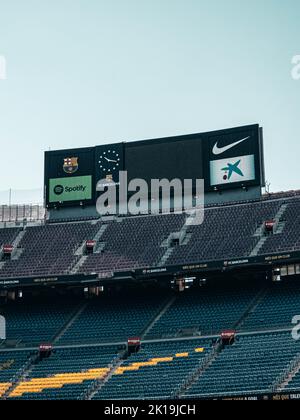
left=0, top=383, right=12, bottom=397
left=8, top=347, right=197, bottom=397
left=175, top=353, right=189, bottom=358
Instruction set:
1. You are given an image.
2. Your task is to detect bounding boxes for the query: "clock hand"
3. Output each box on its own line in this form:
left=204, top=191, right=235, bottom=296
left=103, top=157, right=118, bottom=163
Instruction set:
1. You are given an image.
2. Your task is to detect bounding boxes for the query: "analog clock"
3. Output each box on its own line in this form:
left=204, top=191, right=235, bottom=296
left=98, top=150, right=121, bottom=173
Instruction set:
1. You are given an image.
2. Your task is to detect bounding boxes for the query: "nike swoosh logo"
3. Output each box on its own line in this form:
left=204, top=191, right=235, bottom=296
left=212, top=136, right=251, bottom=155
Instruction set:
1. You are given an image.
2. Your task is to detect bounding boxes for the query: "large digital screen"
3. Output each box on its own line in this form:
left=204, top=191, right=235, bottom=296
left=48, top=176, right=92, bottom=203
left=44, top=124, right=264, bottom=208
left=45, top=147, right=95, bottom=207
left=210, top=155, right=255, bottom=186
left=125, top=135, right=204, bottom=184
left=202, top=124, right=263, bottom=191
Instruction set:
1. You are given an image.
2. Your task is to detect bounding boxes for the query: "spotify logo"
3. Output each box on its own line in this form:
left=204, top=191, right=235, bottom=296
left=54, top=185, right=64, bottom=195
left=49, top=176, right=92, bottom=203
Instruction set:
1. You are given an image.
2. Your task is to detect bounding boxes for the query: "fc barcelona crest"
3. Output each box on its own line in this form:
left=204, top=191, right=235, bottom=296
left=63, top=157, right=79, bottom=174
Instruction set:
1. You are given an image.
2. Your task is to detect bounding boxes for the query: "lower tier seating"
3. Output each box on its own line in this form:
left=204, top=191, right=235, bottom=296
left=185, top=332, right=300, bottom=398
left=0, top=296, right=81, bottom=346
left=93, top=340, right=211, bottom=400
left=0, top=350, right=32, bottom=397
left=8, top=345, right=119, bottom=400
left=2, top=331, right=300, bottom=400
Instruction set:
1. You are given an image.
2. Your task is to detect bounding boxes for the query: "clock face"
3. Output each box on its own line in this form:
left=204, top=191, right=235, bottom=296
left=98, top=150, right=121, bottom=173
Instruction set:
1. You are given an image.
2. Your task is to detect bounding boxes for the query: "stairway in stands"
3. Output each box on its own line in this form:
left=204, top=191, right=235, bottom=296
left=0, top=228, right=25, bottom=270
left=70, top=222, right=109, bottom=274
left=157, top=213, right=194, bottom=267
left=272, top=352, right=300, bottom=392
left=250, top=203, right=289, bottom=257
left=2, top=352, right=38, bottom=399
left=175, top=340, right=223, bottom=398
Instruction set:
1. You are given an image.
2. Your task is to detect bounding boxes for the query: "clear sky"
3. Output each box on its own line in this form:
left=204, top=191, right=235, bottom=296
left=0, top=0, right=299, bottom=204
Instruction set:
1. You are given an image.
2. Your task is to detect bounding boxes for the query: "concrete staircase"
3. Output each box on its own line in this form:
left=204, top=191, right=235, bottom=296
left=93, top=224, right=109, bottom=244
left=0, top=229, right=26, bottom=268
left=53, top=301, right=89, bottom=344
left=12, top=229, right=26, bottom=248
left=141, top=295, right=177, bottom=339
left=250, top=236, right=268, bottom=257
left=2, top=352, right=39, bottom=400
left=157, top=248, right=174, bottom=267
left=70, top=223, right=109, bottom=274
left=157, top=215, right=193, bottom=267
left=234, top=285, right=270, bottom=331
left=174, top=340, right=224, bottom=398
left=70, top=256, right=88, bottom=274
left=272, top=353, right=300, bottom=392
left=86, top=354, right=126, bottom=400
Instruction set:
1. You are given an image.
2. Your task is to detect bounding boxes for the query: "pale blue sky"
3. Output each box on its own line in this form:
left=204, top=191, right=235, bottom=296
left=0, top=0, right=299, bottom=203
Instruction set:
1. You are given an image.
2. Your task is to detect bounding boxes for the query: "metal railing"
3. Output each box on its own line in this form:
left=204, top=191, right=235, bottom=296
left=0, top=204, right=45, bottom=223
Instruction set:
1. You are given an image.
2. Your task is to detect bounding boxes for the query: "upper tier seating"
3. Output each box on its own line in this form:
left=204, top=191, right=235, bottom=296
left=258, top=200, right=300, bottom=255
left=0, top=222, right=101, bottom=278
left=167, top=200, right=281, bottom=266
left=0, top=228, right=20, bottom=249
left=0, top=194, right=299, bottom=279
left=79, top=213, right=186, bottom=273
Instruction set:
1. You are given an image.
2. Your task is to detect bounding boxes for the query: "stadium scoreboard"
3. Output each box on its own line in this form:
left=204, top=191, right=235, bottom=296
left=44, top=124, right=264, bottom=208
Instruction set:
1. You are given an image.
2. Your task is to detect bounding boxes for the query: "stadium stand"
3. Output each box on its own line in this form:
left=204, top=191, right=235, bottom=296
left=1, top=277, right=300, bottom=399
left=1, top=193, right=300, bottom=399
left=0, top=295, right=82, bottom=346
left=0, top=228, right=20, bottom=250
left=78, top=213, right=187, bottom=273
left=145, top=280, right=260, bottom=339
left=167, top=200, right=282, bottom=265
left=0, top=350, right=33, bottom=398
left=0, top=221, right=101, bottom=278
left=58, top=290, right=169, bottom=345
left=93, top=340, right=210, bottom=400
left=184, top=332, right=300, bottom=398
left=258, top=199, right=300, bottom=255
left=241, top=277, right=300, bottom=332
left=0, top=193, right=299, bottom=279
left=8, top=346, right=119, bottom=400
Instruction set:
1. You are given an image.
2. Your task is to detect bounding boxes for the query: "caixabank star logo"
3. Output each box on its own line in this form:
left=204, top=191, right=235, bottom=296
left=63, top=157, right=79, bottom=174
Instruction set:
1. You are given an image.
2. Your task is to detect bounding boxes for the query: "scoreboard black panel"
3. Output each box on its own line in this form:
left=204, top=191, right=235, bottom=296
left=125, top=135, right=204, bottom=185
left=44, top=124, right=264, bottom=208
